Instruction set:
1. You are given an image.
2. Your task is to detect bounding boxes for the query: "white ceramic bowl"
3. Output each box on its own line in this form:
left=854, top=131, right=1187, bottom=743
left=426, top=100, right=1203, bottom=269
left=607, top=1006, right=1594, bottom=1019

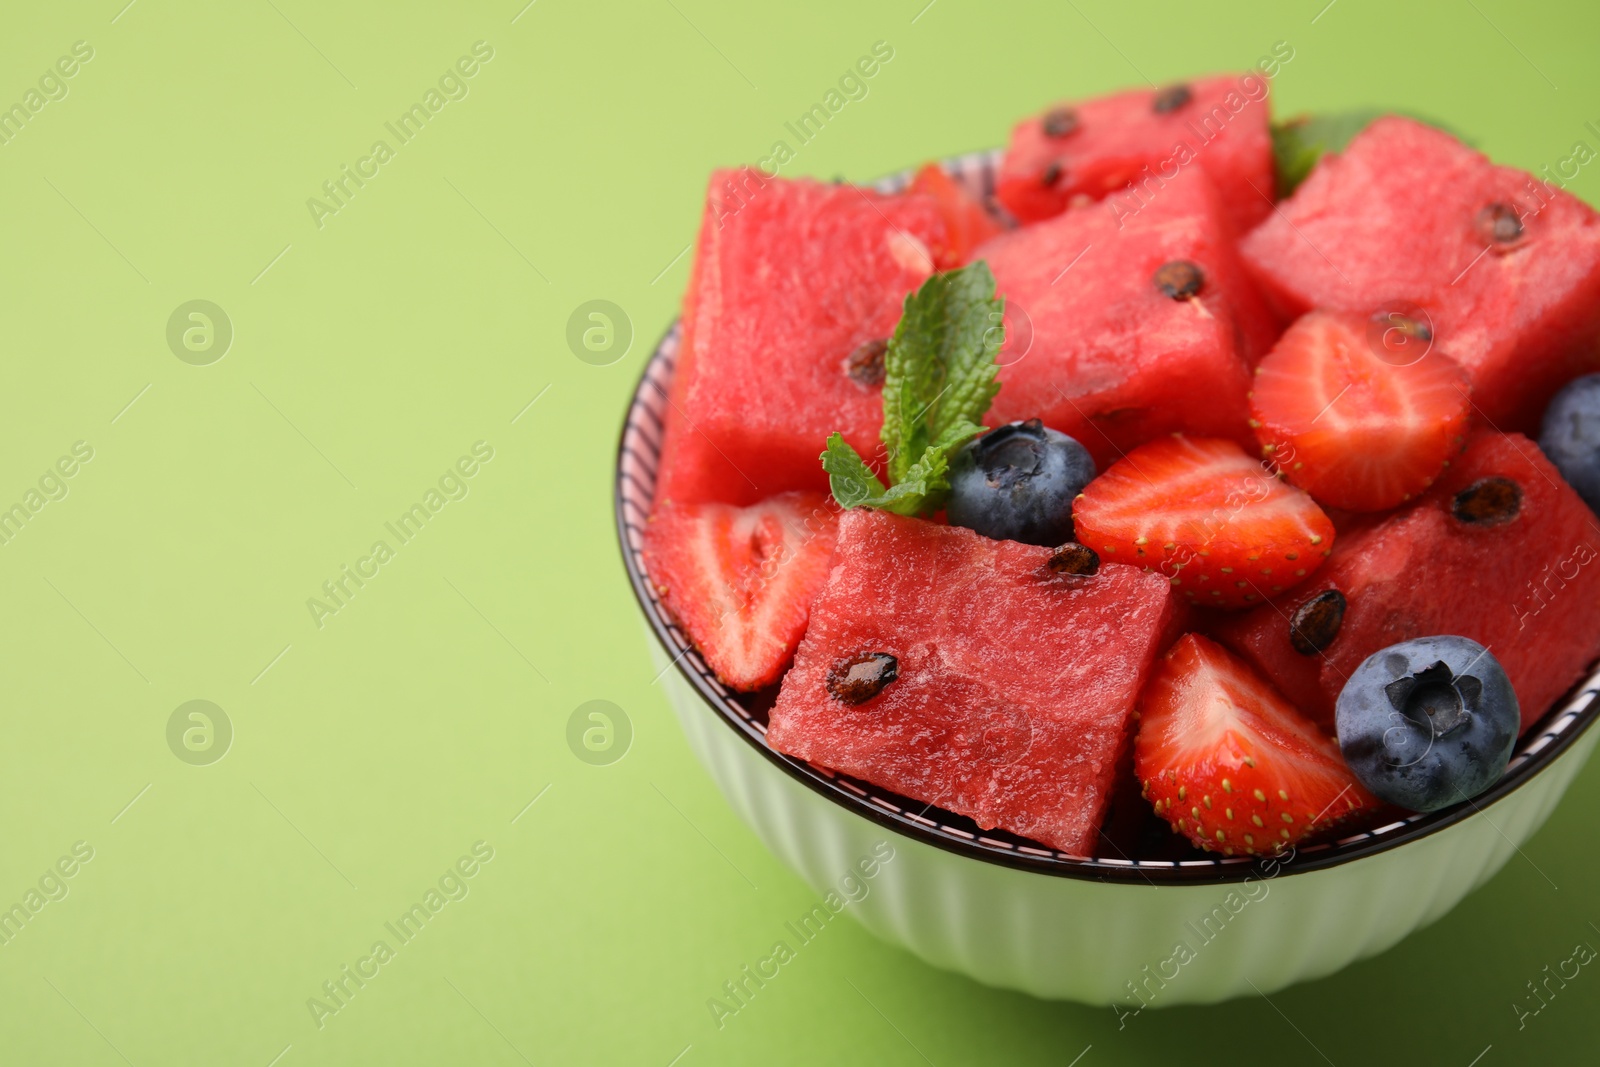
left=615, top=152, right=1600, bottom=1005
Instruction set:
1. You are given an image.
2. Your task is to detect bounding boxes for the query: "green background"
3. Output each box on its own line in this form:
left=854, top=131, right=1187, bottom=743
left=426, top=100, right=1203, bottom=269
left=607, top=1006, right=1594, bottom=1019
left=1, top=1, right=1596, bottom=1064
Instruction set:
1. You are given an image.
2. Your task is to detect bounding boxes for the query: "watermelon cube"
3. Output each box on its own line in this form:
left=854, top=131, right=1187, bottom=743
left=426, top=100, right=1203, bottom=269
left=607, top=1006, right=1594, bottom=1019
left=653, top=171, right=952, bottom=508
left=977, top=169, right=1280, bottom=468
left=909, top=162, right=1004, bottom=264
left=765, top=509, right=1176, bottom=855
left=1213, top=432, right=1600, bottom=734
left=996, top=73, right=1277, bottom=233
left=1240, top=117, right=1600, bottom=431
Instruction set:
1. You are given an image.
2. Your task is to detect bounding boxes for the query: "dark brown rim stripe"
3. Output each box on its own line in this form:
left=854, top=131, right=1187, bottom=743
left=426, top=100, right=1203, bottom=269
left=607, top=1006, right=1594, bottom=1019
left=613, top=150, right=1600, bottom=885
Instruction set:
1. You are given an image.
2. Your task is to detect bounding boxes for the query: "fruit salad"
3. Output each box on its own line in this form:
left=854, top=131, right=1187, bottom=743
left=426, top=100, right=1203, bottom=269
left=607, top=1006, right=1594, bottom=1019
left=640, top=72, right=1600, bottom=860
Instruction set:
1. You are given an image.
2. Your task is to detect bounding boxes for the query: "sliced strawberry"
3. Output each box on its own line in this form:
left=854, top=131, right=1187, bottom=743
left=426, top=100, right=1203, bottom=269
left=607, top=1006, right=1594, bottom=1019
left=1136, top=634, right=1379, bottom=856
left=1250, top=310, right=1472, bottom=512
left=642, top=492, right=839, bottom=690
left=1072, top=435, right=1335, bottom=609
left=909, top=163, right=1004, bottom=266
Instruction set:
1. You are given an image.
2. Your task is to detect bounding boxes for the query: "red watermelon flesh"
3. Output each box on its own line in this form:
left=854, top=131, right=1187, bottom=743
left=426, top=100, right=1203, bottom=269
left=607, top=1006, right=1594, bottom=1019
left=765, top=509, right=1175, bottom=856
left=653, top=171, right=952, bottom=508
left=909, top=163, right=1004, bottom=264
left=977, top=168, right=1281, bottom=469
left=1240, top=117, right=1600, bottom=432
left=1213, top=432, right=1600, bottom=734
left=996, top=73, right=1276, bottom=234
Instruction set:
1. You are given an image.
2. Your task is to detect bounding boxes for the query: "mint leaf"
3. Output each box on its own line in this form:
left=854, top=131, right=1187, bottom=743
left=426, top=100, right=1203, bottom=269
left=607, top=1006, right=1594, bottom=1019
left=822, top=262, right=1005, bottom=515
left=930, top=415, right=986, bottom=456
left=882, top=262, right=1004, bottom=482
left=820, top=433, right=939, bottom=516
left=893, top=441, right=954, bottom=513
left=1272, top=111, right=1469, bottom=196
left=821, top=433, right=888, bottom=510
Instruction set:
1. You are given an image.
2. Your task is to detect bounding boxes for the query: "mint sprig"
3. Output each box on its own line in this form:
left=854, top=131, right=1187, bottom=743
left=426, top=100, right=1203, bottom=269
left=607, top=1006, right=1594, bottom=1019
left=820, top=261, right=1004, bottom=515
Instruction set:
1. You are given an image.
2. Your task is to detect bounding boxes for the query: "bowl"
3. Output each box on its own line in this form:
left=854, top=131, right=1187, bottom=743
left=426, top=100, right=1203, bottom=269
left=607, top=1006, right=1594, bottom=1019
left=614, top=150, right=1600, bottom=1005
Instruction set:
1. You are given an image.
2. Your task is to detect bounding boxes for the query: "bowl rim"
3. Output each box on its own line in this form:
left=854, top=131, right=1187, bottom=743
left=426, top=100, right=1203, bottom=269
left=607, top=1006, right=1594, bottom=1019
left=614, top=149, right=1600, bottom=885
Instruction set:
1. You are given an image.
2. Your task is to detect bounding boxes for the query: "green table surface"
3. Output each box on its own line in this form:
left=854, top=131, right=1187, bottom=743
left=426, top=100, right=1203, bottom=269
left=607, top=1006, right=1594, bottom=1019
left=2, top=1, right=1598, bottom=1064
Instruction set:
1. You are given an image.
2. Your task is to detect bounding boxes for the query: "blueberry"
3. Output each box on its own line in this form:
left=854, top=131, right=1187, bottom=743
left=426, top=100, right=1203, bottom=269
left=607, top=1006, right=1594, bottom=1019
left=1335, top=636, right=1519, bottom=812
left=947, top=419, right=1095, bottom=546
left=1539, top=373, right=1600, bottom=516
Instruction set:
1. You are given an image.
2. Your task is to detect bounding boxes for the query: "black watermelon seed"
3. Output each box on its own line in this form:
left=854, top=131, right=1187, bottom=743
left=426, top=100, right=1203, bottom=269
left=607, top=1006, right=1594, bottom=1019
left=1042, top=107, right=1081, bottom=138
left=1046, top=543, right=1100, bottom=577
left=1476, top=202, right=1525, bottom=246
left=1289, top=590, right=1347, bottom=655
left=827, top=652, right=898, bottom=705
left=1381, top=313, right=1432, bottom=343
left=844, top=338, right=889, bottom=386
left=1153, top=260, right=1205, bottom=299
left=1452, top=476, right=1522, bottom=526
left=1152, top=84, right=1193, bottom=114
left=1041, top=161, right=1065, bottom=187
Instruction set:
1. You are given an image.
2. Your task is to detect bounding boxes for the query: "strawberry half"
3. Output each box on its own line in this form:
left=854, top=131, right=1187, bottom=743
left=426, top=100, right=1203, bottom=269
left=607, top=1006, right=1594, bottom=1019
left=642, top=492, right=839, bottom=690
left=909, top=163, right=1004, bottom=266
left=1135, top=634, right=1378, bottom=856
left=1250, top=310, right=1471, bottom=512
left=1072, top=435, right=1335, bottom=608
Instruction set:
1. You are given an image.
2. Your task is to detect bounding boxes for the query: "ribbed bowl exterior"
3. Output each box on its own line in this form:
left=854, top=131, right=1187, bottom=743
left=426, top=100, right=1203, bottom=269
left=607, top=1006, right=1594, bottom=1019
left=661, top=649, right=1598, bottom=1004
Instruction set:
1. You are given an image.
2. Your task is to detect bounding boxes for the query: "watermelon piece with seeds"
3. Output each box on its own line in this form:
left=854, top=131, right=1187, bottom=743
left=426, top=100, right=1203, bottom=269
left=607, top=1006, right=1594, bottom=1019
left=766, top=509, right=1175, bottom=856
left=653, top=171, right=954, bottom=508
left=1240, top=116, right=1600, bottom=431
left=978, top=169, right=1281, bottom=468
left=996, top=73, right=1277, bottom=233
left=1213, top=432, right=1600, bottom=733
